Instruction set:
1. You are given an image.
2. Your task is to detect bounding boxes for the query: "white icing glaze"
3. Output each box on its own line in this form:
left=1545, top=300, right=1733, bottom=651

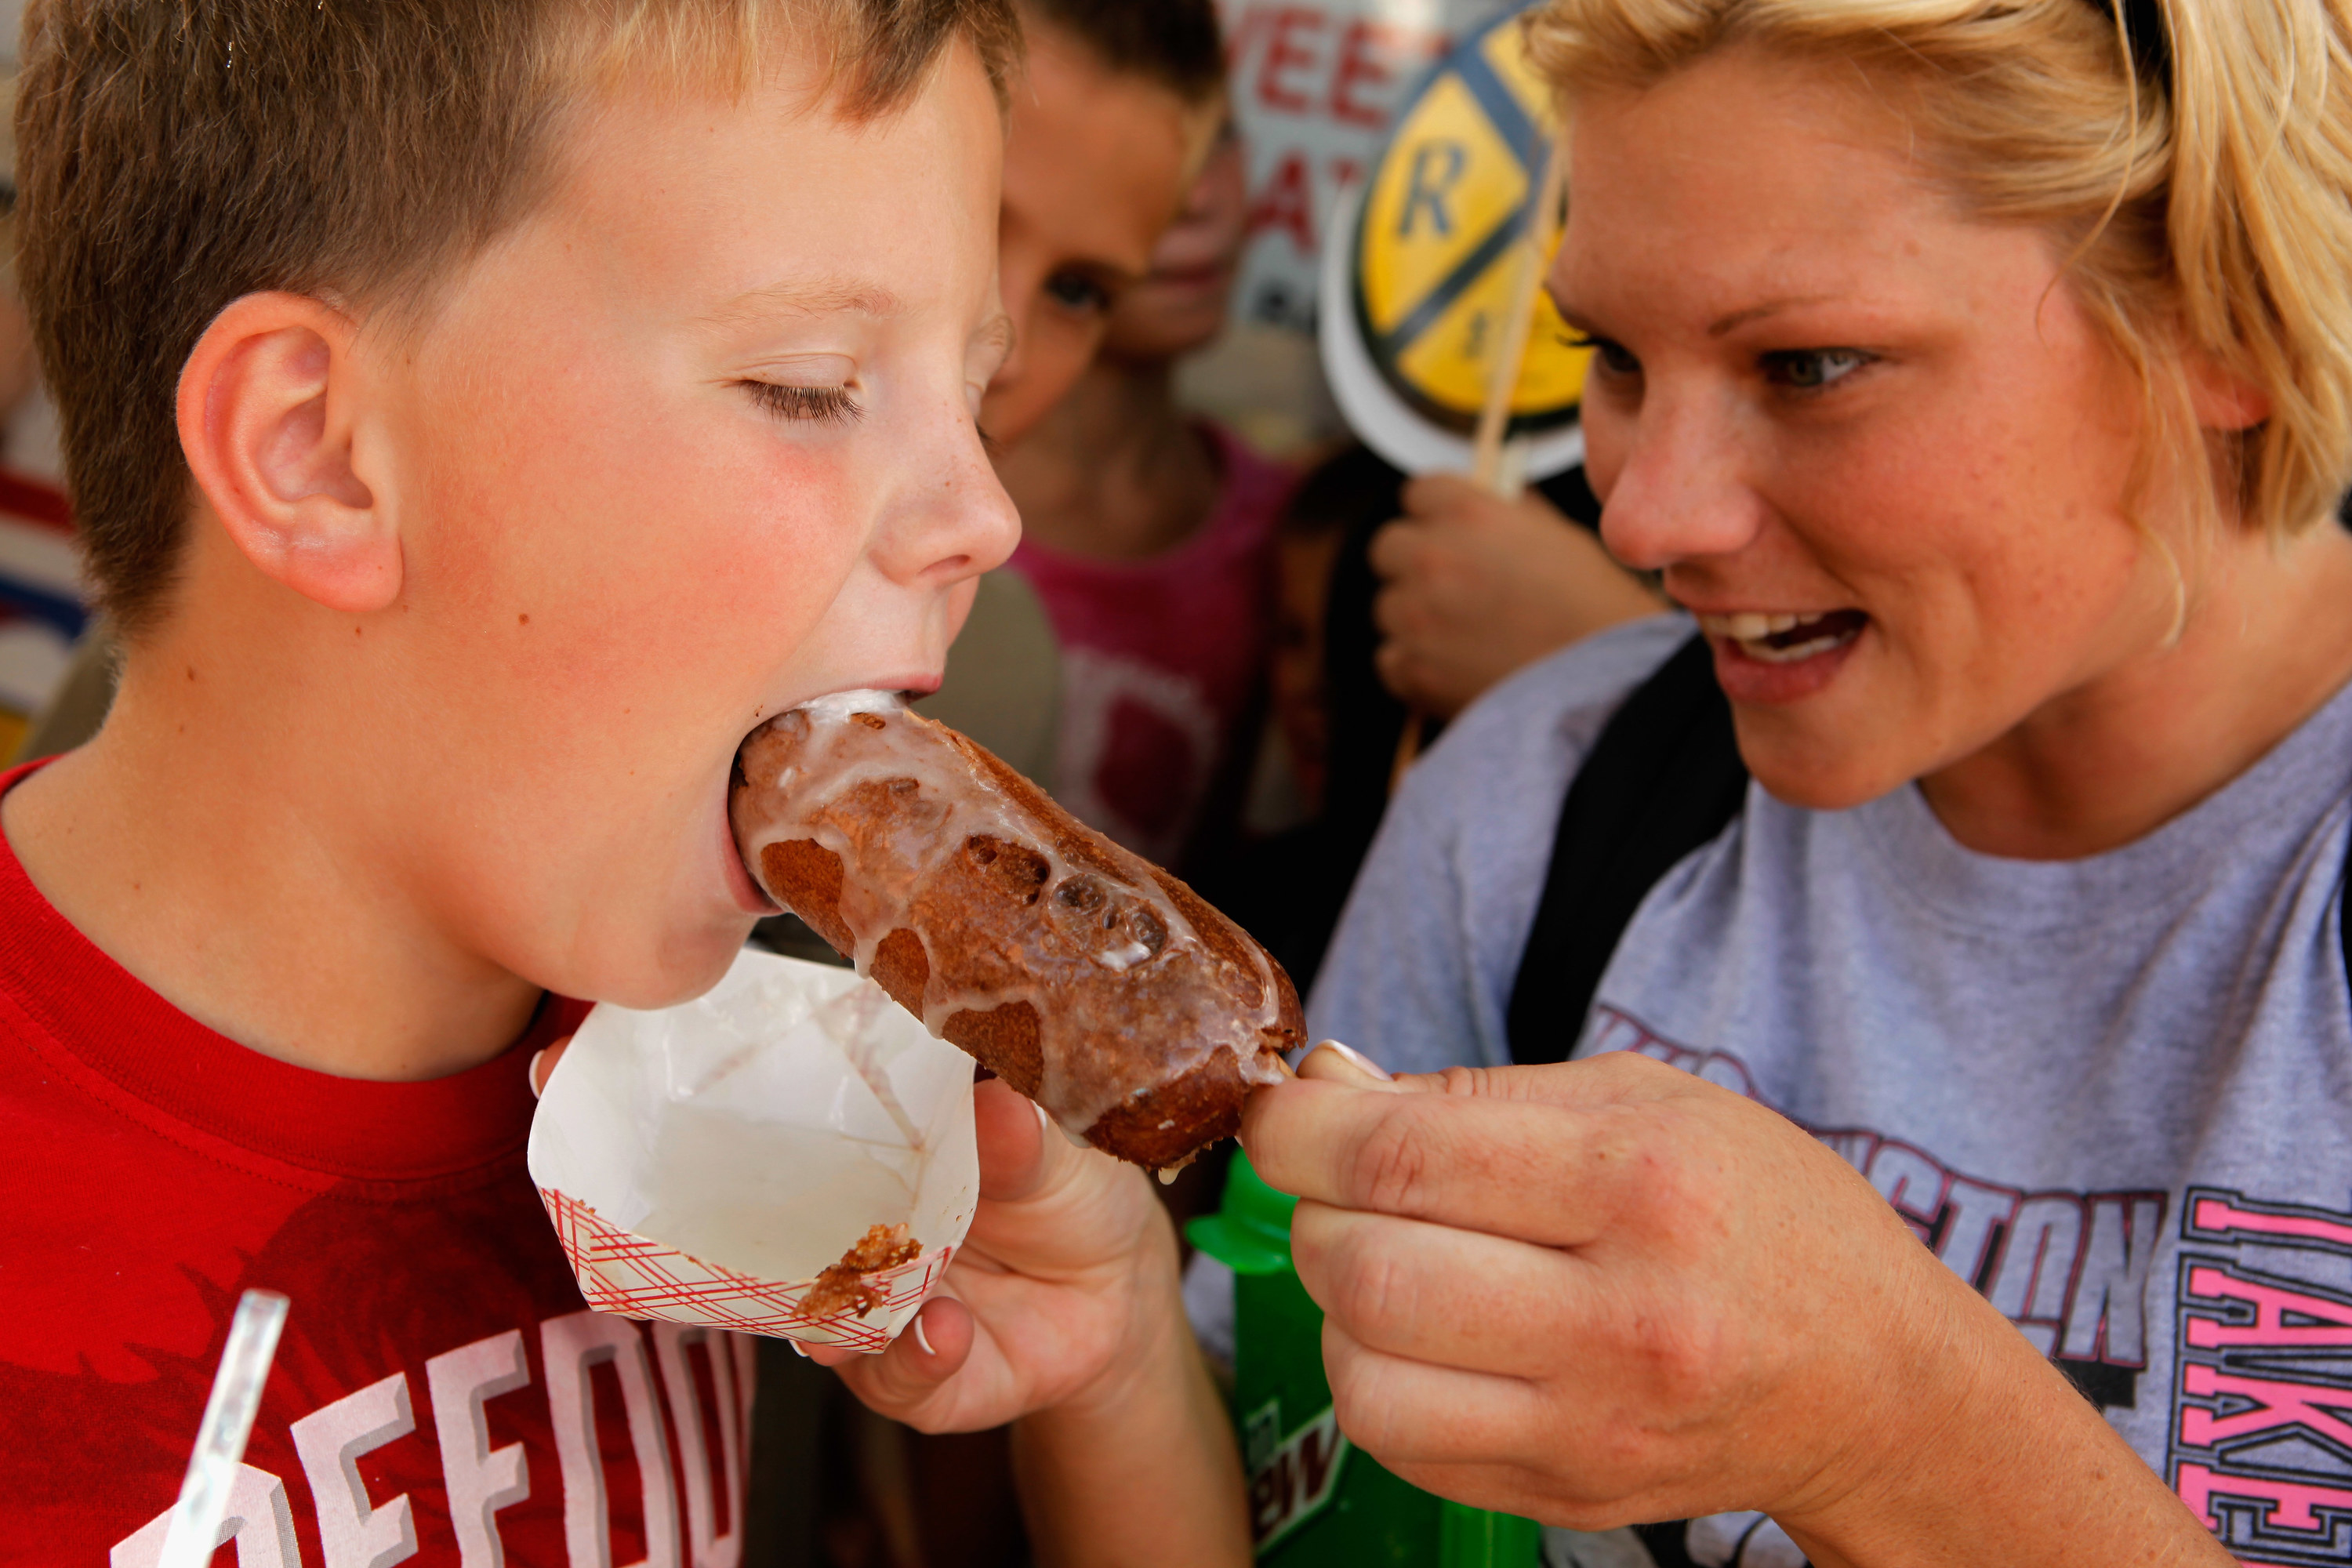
left=733, top=693, right=1289, bottom=1145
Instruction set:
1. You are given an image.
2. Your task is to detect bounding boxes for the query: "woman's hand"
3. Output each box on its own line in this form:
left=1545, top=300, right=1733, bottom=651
left=1370, top=475, right=1662, bottom=719
left=1241, top=1046, right=2232, bottom=1567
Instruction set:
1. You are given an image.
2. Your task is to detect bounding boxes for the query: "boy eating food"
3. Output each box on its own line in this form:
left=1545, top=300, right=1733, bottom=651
left=0, top=2, right=1243, bottom=1560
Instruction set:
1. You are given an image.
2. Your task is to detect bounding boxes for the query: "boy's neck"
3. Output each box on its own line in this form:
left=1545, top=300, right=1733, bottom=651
left=2, top=569, right=544, bottom=1083
left=996, top=354, right=1221, bottom=562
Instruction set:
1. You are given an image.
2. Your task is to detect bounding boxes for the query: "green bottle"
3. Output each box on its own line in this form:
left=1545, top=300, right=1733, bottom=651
left=1188, top=1152, right=1543, bottom=1566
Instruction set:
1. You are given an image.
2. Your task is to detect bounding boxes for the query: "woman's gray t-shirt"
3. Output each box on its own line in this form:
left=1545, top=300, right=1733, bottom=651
left=1308, top=613, right=2352, bottom=1567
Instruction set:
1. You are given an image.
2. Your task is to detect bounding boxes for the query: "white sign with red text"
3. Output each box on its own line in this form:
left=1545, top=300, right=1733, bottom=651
left=1221, top=0, right=1519, bottom=332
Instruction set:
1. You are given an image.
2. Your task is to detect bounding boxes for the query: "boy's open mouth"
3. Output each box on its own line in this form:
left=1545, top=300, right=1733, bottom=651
left=1698, top=609, right=1869, bottom=665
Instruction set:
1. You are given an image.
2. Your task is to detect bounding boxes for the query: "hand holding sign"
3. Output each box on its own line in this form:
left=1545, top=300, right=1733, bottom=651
left=1323, top=5, right=1659, bottom=768
left=1370, top=474, right=1663, bottom=719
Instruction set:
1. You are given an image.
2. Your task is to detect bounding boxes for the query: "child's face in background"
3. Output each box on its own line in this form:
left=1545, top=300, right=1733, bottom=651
left=1102, top=122, right=1249, bottom=365
left=984, top=26, right=1211, bottom=445
left=356, top=45, right=1017, bottom=1008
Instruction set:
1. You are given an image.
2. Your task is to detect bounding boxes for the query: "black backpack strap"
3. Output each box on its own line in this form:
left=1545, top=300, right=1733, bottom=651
left=1506, top=632, right=1751, bottom=1065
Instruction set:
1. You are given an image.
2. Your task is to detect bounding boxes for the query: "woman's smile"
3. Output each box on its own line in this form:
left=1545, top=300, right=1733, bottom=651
left=1696, top=608, right=1871, bottom=703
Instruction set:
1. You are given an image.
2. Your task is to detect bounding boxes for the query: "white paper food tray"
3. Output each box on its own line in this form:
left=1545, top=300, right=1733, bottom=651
left=529, top=948, right=978, bottom=1350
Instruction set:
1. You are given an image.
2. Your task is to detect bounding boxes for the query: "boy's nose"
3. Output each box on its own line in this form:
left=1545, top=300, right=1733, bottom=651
left=961, top=465, right=1024, bottom=578
left=1596, top=387, right=1769, bottom=572
left=879, top=420, right=1022, bottom=588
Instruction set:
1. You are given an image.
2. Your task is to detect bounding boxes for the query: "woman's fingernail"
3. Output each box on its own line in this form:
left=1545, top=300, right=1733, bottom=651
left=913, top=1312, right=936, bottom=1358
left=528, top=1050, right=548, bottom=1100
left=1304, top=1040, right=1396, bottom=1085
left=790, top=1339, right=810, bottom=1359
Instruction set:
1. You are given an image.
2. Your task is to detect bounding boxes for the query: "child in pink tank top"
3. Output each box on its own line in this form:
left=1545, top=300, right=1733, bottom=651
left=996, top=127, right=1298, bottom=867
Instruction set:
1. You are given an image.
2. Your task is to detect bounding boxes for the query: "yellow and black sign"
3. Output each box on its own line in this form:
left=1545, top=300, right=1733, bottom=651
left=1351, top=4, right=1588, bottom=437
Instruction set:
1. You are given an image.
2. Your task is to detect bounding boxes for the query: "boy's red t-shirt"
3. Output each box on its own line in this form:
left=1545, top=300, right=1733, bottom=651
left=0, top=763, right=754, bottom=1565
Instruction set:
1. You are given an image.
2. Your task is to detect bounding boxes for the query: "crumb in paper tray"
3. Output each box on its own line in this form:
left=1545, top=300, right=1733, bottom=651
left=802, top=1223, right=926, bottom=1319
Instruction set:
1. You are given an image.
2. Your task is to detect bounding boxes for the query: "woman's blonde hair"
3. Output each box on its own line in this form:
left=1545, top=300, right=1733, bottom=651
left=1527, top=0, right=2352, bottom=546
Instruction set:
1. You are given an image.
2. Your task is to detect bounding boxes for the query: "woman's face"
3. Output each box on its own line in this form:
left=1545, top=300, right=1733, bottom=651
left=1562, top=45, right=2182, bottom=811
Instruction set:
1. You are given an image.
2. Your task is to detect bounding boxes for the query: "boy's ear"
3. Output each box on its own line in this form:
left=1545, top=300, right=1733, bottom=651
left=176, top=292, right=401, bottom=614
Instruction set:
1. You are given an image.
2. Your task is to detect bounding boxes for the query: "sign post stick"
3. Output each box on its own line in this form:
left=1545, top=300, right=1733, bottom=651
left=1392, top=134, right=1570, bottom=789
left=1472, top=136, right=1568, bottom=496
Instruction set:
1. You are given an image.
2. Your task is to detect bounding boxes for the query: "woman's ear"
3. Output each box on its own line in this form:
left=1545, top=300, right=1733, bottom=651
left=176, top=292, right=401, bottom=614
left=2186, top=345, right=2272, bottom=434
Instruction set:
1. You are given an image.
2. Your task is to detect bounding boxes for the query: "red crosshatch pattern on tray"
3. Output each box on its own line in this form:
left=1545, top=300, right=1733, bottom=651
left=539, top=1185, right=954, bottom=1350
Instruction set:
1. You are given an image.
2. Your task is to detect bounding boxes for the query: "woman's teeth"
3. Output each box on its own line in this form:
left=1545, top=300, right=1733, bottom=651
left=1698, top=610, right=1867, bottom=665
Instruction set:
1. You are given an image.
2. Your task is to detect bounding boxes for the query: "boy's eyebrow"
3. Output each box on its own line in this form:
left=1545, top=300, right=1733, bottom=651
left=707, top=277, right=909, bottom=325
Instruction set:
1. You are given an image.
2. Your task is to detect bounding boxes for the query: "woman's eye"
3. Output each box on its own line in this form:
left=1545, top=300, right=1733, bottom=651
left=1563, top=332, right=1641, bottom=378
left=1044, top=270, right=1112, bottom=314
left=744, top=382, right=862, bottom=424
left=1762, top=348, right=1873, bottom=391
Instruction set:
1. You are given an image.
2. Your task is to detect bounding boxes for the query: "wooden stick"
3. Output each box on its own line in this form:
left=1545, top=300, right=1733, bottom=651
left=1389, top=710, right=1425, bottom=793
left=1391, top=132, right=1569, bottom=790
left=1470, top=134, right=1569, bottom=495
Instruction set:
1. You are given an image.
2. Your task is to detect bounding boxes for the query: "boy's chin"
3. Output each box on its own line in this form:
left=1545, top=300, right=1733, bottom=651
left=565, top=917, right=759, bottom=1012
left=526, top=798, right=777, bottom=1009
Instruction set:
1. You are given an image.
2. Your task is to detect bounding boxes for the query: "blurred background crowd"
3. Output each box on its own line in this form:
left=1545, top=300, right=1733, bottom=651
left=0, top=0, right=1657, bottom=1562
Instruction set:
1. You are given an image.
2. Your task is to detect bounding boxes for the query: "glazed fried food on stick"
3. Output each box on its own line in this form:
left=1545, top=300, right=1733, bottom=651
left=731, top=692, right=1302, bottom=1169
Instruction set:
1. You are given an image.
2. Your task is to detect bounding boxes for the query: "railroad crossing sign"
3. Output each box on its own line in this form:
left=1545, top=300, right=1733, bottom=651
left=1319, top=2, right=1592, bottom=477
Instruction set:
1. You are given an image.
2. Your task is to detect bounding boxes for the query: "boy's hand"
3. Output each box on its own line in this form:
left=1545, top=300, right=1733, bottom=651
left=821, top=1076, right=1250, bottom=1568
left=810, top=1076, right=1185, bottom=1435
left=532, top=1040, right=1187, bottom=1434
left=537, top=1033, right=1248, bottom=1563
left=528, top=1039, right=575, bottom=1098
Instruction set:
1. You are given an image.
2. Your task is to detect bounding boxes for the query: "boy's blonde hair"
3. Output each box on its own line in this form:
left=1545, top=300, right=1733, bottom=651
left=1528, top=0, right=2352, bottom=548
left=16, top=0, right=1022, bottom=638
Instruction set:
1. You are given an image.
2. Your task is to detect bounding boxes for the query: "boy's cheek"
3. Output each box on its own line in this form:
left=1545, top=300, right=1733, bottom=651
left=385, top=431, right=875, bottom=948
left=416, top=392, right=867, bottom=688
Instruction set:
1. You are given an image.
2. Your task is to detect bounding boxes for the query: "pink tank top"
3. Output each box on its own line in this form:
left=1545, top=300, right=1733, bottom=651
left=1011, top=423, right=1298, bottom=866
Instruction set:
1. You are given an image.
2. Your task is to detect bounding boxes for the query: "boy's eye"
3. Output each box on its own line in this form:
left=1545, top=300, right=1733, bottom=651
left=1043, top=269, right=1112, bottom=315
left=744, top=381, right=863, bottom=424
left=1762, top=348, right=1874, bottom=391
left=1563, top=331, right=1640, bottom=378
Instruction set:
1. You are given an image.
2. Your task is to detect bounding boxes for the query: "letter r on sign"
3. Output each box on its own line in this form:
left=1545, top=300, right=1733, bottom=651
left=1398, top=143, right=1466, bottom=238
